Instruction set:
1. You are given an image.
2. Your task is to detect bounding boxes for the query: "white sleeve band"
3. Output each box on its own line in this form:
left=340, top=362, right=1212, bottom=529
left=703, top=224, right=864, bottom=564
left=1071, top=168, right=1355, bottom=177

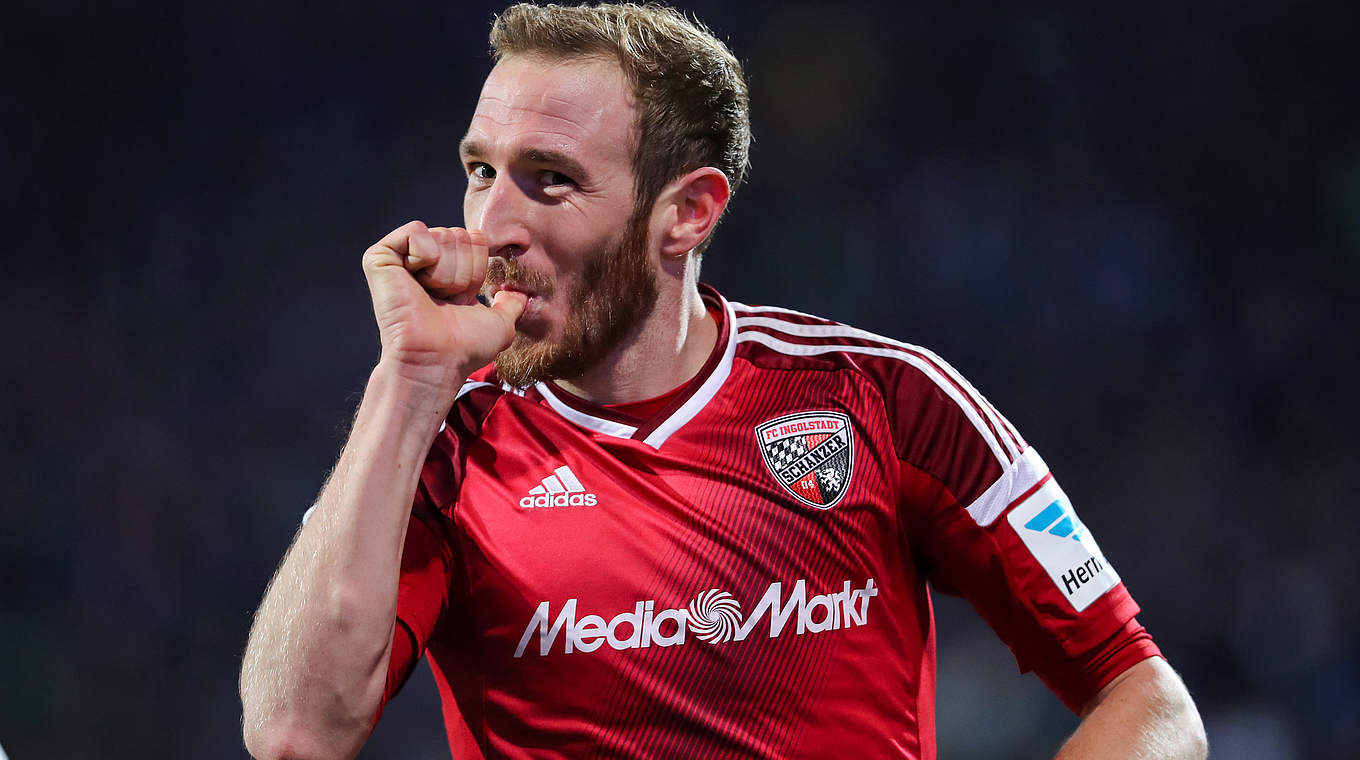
left=964, top=446, right=1049, bottom=526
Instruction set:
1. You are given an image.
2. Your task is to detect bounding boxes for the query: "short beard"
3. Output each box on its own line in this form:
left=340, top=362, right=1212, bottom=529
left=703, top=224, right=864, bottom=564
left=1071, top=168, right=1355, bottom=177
left=487, top=214, right=658, bottom=387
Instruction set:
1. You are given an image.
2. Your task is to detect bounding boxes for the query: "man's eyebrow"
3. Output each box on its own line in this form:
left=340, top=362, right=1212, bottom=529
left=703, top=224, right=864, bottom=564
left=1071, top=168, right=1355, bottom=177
left=459, top=136, right=484, bottom=161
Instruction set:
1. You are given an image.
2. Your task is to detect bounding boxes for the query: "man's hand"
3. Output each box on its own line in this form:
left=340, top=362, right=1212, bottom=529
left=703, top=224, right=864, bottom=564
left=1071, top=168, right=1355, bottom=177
left=362, top=220, right=527, bottom=398
left=241, top=224, right=528, bottom=760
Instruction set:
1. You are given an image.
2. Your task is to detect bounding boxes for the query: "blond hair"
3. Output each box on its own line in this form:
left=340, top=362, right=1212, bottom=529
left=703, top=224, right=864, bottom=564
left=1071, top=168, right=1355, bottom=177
left=490, top=3, right=751, bottom=251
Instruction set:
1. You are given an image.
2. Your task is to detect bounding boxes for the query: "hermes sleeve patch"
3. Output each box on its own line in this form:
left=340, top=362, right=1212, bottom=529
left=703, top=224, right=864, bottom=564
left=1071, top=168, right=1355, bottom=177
left=1006, top=478, right=1120, bottom=612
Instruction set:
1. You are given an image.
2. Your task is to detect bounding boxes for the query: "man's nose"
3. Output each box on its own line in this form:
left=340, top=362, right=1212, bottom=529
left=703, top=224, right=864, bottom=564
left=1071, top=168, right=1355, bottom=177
left=471, top=175, right=531, bottom=259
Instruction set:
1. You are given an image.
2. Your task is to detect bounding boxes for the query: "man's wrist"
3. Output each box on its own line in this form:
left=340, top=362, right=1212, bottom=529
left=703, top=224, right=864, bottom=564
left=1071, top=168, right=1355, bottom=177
left=366, top=359, right=467, bottom=427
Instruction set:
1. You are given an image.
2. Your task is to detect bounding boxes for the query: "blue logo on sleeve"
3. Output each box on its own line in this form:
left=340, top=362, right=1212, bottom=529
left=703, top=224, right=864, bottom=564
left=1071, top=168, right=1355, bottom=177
left=1022, top=500, right=1084, bottom=541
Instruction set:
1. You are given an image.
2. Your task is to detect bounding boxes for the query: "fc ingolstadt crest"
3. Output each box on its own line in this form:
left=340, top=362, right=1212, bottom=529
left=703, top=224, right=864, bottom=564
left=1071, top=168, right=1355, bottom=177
left=756, top=411, right=855, bottom=509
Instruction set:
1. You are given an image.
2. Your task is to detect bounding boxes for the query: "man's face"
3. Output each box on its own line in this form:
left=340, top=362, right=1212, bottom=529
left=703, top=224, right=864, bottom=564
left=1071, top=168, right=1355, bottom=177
left=462, top=55, right=658, bottom=386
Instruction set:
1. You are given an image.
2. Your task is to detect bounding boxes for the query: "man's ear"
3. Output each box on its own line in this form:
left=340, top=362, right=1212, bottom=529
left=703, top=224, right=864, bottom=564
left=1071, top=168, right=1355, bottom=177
left=656, top=167, right=731, bottom=258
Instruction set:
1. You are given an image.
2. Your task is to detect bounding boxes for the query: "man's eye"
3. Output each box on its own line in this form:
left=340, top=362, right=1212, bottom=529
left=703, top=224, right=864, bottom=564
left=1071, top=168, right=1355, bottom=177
left=541, top=170, right=574, bottom=187
left=469, top=163, right=495, bottom=180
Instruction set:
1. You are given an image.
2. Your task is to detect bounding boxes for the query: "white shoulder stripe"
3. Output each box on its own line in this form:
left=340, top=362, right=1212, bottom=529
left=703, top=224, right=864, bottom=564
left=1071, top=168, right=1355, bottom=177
left=908, top=344, right=1023, bottom=460
left=735, top=330, right=1012, bottom=467
left=734, top=317, right=1022, bottom=462
left=996, top=408, right=1026, bottom=450
left=728, top=301, right=826, bottom=321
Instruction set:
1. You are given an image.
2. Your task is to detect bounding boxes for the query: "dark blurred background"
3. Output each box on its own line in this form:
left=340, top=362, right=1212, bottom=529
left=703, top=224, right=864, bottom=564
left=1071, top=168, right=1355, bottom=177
left=3, top=0, right=1357, bottom=757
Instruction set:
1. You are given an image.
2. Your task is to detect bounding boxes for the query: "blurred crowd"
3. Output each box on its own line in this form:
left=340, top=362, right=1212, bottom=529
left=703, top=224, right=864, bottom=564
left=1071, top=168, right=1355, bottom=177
left=2, top=1, right=1355, bottom=757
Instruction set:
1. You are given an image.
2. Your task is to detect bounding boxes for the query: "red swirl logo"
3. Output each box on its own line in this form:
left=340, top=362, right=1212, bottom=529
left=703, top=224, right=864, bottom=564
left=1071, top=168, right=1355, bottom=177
left=686, top=589, right=743, bottom=643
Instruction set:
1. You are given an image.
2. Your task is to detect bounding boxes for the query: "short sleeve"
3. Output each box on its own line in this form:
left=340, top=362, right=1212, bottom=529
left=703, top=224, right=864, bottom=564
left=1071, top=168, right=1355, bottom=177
left=899, top=448, right=1144, bottom=709
left=875, top=348, right=1146, bottom=710
left=377, top=376, right=497, bottom=710
left=1030, top=616, right=1164, bottom=712
left=380, top=487, right=460, bottom=709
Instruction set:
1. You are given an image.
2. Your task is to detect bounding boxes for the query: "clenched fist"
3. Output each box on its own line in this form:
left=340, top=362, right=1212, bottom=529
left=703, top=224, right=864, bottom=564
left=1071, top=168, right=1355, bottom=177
left=362, top=220, right=527, bottom=399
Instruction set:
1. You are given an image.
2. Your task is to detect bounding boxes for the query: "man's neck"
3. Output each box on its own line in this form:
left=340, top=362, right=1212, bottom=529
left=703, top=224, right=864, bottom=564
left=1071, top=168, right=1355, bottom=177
left=555, top=280, right=717, bottom=406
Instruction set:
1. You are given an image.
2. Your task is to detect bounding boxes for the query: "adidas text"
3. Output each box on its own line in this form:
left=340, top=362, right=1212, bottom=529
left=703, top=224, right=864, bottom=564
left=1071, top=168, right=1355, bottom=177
left=520, top=465, right=598, bottom=508
left=520, top=492, right=599, bottom=508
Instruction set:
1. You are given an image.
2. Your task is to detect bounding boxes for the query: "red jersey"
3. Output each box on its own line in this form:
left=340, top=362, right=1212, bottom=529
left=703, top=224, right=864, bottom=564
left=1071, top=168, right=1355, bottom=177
left=383, top=285, right=1158, bottom=758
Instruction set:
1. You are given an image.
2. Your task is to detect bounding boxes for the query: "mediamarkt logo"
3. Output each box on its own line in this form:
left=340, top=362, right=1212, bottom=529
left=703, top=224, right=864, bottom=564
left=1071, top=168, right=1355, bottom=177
left=514, top=578, right=878, bottom=658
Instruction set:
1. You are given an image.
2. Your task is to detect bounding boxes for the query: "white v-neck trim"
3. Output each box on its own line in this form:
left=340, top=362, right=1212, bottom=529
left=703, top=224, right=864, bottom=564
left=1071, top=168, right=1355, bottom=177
left=533, top=291, right=736, bottom=449
left=642, top=295, right=737, bottom=448
left=535, top=383, right=640, bottom=438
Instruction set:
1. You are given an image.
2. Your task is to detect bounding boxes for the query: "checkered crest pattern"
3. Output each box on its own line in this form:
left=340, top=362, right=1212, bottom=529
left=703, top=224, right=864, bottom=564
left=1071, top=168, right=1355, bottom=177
left=765, top=436, right=808, bottom=470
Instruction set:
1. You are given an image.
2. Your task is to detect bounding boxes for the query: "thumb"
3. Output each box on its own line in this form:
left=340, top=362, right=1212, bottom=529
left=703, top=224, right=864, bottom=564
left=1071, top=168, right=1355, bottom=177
left=488, top=289, right=528, bottom=329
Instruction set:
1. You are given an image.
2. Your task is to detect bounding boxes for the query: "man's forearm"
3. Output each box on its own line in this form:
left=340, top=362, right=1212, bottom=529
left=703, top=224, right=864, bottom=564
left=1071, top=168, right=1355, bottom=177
left=1056, top=657, right=1207, bottom=760
left=239, top=362, right=455, bottom=760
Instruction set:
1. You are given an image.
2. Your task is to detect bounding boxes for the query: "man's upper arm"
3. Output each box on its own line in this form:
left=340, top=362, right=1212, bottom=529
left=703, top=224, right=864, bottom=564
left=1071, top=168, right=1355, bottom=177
left=898, top=448, right=1149, bottom=709
left=876, top=350, right=1152, bottom=710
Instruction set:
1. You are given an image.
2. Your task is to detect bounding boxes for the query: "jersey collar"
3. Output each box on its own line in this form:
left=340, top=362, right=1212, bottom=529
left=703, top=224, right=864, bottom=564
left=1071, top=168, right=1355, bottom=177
left=532, top=284, right=737, bottom=449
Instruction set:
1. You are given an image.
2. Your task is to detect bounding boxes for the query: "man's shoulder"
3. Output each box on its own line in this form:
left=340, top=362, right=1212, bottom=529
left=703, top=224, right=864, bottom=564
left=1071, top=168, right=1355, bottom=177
left=726, top=298, right=1021, bottom=459
left=448, top=366, right=510, bottom=405
left=459, top=364, right=540, bottom=400
left=439, top=366, right=528, bottom=441
left=727, top=299, right=946, bottom=382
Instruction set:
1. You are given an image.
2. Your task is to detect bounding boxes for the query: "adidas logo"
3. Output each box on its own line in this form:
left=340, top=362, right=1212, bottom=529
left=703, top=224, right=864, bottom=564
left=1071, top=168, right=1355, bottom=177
left=1022, top=500, right=1085, bottom=541
left=519, top=465, right=599, bottom=509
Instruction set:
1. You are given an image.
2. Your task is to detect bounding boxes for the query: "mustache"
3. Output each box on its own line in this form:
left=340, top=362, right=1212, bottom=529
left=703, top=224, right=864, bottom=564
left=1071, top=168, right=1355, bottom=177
left=484, top=257, right=555, bottom=297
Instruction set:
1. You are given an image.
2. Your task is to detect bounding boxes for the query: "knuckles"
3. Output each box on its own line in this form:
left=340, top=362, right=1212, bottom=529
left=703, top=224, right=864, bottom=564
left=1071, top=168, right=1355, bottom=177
left=360, top=222, right=488, bottom=299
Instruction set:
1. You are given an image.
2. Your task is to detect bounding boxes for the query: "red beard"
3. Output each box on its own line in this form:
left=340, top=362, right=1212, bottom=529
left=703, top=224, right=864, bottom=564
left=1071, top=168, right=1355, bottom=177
left=482, top=214, right=657, bottom=387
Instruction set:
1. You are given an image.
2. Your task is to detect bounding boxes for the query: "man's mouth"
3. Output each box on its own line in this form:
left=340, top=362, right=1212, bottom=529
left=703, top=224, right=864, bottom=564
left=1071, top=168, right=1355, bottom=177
left=484, top=257, right=553, bottom=308
left=492, top=281, right=537, bottom=300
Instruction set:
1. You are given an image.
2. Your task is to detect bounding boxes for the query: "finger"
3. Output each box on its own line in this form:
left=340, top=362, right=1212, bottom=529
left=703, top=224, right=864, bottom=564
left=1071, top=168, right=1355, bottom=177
left=415, top=227, right=467, bottom=298
left=465, top=229, right=490, bottom=302
left=364, top=220, right=427, bottom=269
left=450, top=227, right=474, bottom=296
left=489, top=288, right=528, bottom=328
left=444, top=228, right=488, bottom=305
left=437, top=227, right=474, bottom=295
left=362, top=222, right=433, bottom=300
left=405, top=224, right=441, bottom=271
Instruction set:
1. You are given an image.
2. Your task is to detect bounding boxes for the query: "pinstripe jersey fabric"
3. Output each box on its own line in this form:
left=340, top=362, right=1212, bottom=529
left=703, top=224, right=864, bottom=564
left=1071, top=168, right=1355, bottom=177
left=385, top=285, right=1142, bottom=759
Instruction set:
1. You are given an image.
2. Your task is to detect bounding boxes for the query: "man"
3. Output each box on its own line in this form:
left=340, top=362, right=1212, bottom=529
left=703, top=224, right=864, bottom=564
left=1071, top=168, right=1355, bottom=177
left=240, top=3, right=1207, bottom=758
